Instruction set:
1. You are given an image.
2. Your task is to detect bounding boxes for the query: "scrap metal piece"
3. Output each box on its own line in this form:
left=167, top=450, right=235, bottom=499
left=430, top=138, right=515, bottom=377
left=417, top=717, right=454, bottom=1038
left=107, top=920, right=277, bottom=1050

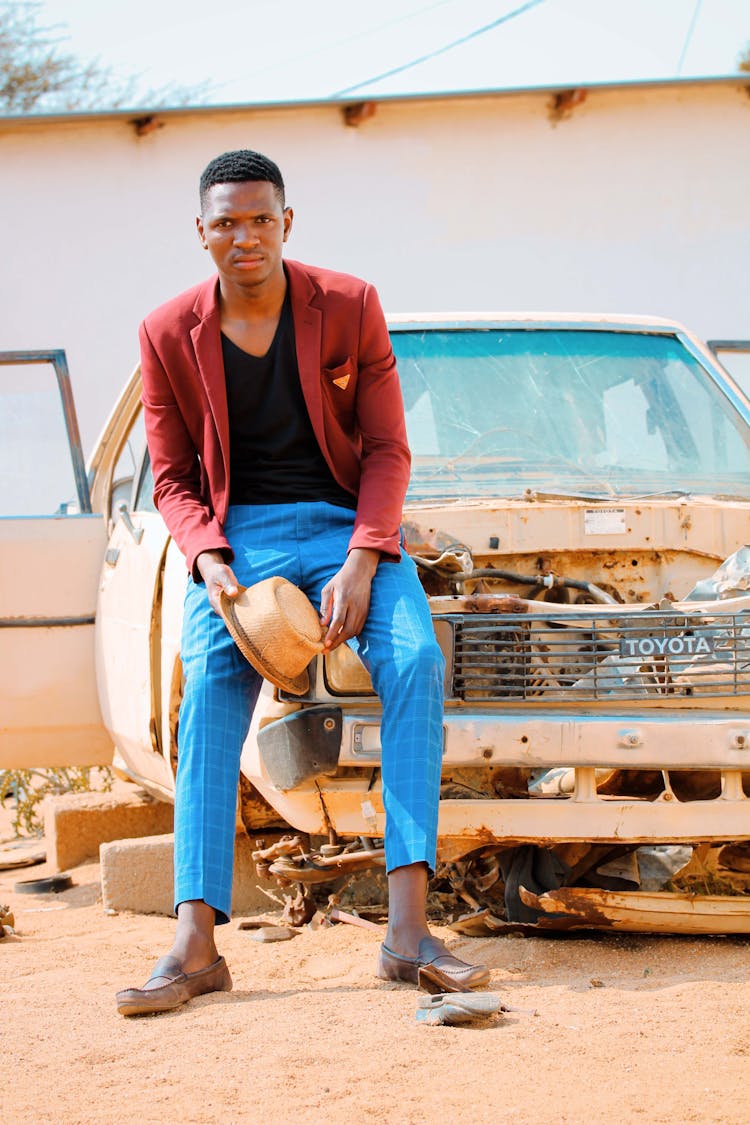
left=252, top=835, right=306, bottom=862
left=719, top=842, right=750, bottom=873
left=328, top=905, right=383, bottom=932
left=518, top=885, right=750, bottom=934
left=528, top=767, right=617, bottom=797
left=280, top=884, right=317, bottom=927
left=635, top=844, right=693, bottom=890
left=251, top=834, right=307, bottom=880
left=412, top=545, right=474, bottom=576
left=0, top=840, right=46, bottom=871
left=448, top=908, right=512, bottom=936
left=269, top=847, right=385, bottom=885
left=0, top=903, right=15, bottom=937
left=239, top=924, right=299, bottom=943
left=595, top=851, right=641, bottom=888
left=685, top=546, right=750, bottom=601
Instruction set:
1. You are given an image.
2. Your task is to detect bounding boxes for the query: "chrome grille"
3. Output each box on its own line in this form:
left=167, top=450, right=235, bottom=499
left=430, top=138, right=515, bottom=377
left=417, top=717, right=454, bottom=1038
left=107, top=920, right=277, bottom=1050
left=448, top=610, right=750, bottom=702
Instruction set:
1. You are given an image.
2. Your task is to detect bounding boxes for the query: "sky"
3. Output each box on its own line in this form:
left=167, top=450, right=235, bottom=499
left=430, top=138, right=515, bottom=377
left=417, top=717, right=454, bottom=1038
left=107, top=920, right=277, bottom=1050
left=30, top=0, right=750, bottom=108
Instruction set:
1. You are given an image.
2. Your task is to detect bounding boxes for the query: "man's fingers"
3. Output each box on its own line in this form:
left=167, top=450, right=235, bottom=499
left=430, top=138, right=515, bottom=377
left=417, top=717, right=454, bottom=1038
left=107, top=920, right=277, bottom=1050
left=319, top=583, right=333, bottom=626
left=321, top=566, right=373, bottom=647
left=215, top=566, right=239, bottom=598
left=324, top=617, right=344, bottom=648
left=324, top=605, right=368, bottom=649
left=205, top=565, right=240, bottom=614
left=209, top=587, right=226, bottom=614
left=324, top=604, right=349, bottom=649
left=325, top=628, right=348, bottom=651
left=219, top=565, right=240, bottom=596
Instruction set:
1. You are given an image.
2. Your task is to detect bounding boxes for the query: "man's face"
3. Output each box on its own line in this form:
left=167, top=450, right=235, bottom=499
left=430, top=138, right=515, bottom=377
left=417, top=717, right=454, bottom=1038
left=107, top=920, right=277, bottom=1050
left=197, top=180, right=293, bottom=289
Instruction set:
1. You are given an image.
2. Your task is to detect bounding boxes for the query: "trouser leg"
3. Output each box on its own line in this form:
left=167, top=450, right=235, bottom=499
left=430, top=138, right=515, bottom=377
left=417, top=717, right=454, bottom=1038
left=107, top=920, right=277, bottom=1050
left=354, top=550, right=445, bottom=873
left=300, top=504, right=445, bottom=874
left=174, top=504, right=301, bottom=925
left=175, top=575, right=262, bottom=924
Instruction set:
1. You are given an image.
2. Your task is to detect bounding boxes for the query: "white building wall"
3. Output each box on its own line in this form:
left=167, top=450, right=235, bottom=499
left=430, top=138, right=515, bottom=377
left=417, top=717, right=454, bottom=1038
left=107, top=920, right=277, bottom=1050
left=1, top=82, right=748, bottom=454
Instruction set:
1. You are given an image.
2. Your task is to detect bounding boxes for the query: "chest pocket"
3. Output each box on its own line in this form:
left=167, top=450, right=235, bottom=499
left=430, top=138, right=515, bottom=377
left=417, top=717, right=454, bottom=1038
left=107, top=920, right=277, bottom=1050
left=323, top=357, right=356, bottom=394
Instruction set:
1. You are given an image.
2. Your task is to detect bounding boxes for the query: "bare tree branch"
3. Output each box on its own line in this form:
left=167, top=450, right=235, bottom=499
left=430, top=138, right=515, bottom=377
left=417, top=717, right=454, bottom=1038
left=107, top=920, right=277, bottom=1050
left=0, top=1, right=208, bottom=114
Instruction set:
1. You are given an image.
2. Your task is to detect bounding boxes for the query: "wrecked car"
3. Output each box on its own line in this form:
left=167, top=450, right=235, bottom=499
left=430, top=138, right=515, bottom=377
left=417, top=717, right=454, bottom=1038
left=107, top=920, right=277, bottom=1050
left=3, top=317, right=750, bottom=933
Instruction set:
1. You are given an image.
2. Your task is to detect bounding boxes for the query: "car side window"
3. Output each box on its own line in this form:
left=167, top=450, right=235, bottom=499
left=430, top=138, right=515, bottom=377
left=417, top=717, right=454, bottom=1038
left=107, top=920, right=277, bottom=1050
left=0, top=352, right=88, bottom=516
left=709, top=344, right=750, bottom=401
left=133, top=447, right=157, bottom=513
left=109, top=409, right=148, bottom=517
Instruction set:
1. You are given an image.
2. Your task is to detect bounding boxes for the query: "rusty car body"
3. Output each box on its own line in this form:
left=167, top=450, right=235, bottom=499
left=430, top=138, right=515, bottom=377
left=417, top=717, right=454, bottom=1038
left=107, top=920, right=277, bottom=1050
left=3, top=316, right=750, bottom=932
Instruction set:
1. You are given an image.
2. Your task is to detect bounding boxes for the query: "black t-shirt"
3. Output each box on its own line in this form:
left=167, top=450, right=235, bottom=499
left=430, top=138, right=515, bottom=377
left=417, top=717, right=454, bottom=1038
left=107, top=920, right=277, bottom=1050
left=223, top=293, right=356, bottom=509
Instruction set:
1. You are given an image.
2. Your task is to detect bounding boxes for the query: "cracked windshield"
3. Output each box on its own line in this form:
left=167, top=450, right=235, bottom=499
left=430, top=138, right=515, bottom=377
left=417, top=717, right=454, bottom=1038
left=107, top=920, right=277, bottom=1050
left=393, top=329, right=750, bottom=502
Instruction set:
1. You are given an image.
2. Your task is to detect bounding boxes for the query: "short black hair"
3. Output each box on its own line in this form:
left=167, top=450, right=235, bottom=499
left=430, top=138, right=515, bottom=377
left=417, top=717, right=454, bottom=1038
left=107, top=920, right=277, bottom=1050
left=199, top=149, right=286, bottom=211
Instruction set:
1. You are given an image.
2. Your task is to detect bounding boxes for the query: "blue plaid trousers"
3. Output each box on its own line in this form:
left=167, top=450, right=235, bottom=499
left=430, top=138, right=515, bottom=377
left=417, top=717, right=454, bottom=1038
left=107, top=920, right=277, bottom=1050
left=175, top=501, right=445, bottom=923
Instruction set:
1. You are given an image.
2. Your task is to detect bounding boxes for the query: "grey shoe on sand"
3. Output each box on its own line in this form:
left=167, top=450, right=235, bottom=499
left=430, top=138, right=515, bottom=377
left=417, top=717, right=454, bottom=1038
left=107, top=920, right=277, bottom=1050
left=416, top=991, right=503, bottom=1026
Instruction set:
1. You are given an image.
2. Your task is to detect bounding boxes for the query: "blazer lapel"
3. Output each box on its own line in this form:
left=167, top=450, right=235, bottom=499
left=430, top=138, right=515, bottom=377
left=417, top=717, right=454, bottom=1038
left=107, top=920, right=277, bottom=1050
left=286, top=260, right=325, bottom=453
left=190, top=277, right=230, bottom=483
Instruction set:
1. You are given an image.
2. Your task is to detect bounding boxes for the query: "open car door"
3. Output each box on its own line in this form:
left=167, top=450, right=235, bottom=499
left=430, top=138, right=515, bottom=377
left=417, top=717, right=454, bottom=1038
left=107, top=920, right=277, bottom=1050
left=0, top=351, right=112, bottom=767
left=707, top=340, right=750, bottom=401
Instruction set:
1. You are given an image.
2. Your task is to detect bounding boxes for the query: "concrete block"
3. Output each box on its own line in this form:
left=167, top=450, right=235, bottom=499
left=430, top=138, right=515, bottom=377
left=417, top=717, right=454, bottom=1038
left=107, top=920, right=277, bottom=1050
left=100, top=832, right=280, bottom=917
left=100, top=833, right=175, bottom=916
left=44, top=788, right=174, bottom=871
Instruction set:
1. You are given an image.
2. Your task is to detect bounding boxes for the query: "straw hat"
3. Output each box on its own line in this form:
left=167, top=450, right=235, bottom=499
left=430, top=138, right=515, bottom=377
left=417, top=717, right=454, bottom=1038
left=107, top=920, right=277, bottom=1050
left=218, top=576, right=325, bottom=695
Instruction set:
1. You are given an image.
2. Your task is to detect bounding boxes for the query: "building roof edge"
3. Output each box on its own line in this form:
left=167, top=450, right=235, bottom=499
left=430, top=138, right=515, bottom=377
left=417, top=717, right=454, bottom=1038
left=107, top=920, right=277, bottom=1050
left=1, top=72, right=746, bottom=128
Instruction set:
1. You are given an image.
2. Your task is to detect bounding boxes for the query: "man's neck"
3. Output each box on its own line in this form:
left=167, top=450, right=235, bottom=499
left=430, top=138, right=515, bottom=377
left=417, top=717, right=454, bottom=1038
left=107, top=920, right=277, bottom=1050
left=218, top=267, right=287, bottom=324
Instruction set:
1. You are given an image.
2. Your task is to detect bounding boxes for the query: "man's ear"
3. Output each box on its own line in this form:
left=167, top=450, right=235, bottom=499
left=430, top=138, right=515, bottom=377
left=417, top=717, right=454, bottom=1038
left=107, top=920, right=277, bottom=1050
left=283, top=207, right=294, bottom=243
left=196, top=214, right=207, bottom=248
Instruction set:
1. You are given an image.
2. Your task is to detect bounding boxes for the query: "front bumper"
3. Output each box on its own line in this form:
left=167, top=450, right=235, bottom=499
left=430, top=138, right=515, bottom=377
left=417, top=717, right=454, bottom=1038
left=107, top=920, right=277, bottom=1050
left=245, top=707, right=750, bottom=854
left=339, top=707, right=750, bottom=770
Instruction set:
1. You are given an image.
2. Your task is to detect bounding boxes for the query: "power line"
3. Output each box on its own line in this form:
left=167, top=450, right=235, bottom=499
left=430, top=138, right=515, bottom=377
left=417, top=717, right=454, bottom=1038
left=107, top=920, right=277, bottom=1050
left=676, top=0, right=703, bottom=75
left=211, top=0, right=464, bottom=87
left=332, top=0, right=547, bottom=98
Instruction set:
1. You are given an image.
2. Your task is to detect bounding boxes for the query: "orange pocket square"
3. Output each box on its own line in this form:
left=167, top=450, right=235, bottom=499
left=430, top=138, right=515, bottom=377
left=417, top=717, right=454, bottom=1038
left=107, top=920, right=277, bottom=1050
left=324, top=358, right=355, bottom=392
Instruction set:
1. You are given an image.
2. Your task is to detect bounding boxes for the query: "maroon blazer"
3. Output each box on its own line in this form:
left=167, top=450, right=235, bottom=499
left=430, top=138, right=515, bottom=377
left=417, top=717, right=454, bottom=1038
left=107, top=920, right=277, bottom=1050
left=139, top=259, right=411, bottom=579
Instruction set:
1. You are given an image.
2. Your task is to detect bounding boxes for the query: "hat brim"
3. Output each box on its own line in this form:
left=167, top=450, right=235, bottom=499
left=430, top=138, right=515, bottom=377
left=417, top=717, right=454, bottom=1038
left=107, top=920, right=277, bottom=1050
left=218, top=589, right=311, bottom=696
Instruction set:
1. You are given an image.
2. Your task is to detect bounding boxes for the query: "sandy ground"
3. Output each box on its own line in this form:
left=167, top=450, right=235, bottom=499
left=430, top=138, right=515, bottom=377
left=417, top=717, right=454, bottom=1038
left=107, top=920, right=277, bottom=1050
left=3, top=827, right=750, bottom=1125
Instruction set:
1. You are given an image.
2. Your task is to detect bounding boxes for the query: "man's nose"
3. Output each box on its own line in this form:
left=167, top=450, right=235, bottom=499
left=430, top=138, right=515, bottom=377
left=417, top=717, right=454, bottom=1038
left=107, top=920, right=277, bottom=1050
left=234, top=224, right=260, bottom=246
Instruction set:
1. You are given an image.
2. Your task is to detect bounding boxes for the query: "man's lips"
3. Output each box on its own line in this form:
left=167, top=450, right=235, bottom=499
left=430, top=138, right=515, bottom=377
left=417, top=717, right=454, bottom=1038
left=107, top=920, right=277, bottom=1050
left=233, top=255, right=263, bottom=266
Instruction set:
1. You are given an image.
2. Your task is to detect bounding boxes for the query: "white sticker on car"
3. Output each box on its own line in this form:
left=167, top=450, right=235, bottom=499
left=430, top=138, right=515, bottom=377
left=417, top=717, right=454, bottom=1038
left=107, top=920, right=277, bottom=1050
left=584, top=508, right=627, bottom=534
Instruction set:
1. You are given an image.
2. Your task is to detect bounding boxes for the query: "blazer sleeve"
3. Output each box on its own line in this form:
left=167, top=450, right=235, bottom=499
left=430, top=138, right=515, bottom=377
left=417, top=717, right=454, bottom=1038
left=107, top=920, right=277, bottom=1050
left=347, top=283, right=411, bottom=561
left=139, top=319, right=233, bottom=580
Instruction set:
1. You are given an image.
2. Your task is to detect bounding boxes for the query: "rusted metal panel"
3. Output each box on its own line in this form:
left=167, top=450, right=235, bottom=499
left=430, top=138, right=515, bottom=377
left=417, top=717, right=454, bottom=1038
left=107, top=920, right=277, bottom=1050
left=520, top=886, right=750, bottom=934
left=433, top=795, right=750, bottom=847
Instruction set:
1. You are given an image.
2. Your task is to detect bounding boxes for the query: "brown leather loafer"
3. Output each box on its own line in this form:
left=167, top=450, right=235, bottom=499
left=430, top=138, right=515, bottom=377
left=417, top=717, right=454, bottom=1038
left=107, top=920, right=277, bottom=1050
left=116, top=954, right=232, bottom=1017
left=377, top=936, right=490, bottom=994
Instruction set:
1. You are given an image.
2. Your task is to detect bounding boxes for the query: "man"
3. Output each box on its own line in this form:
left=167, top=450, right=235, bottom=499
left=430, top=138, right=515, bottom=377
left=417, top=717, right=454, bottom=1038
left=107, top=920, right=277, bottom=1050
left=116, top=150, right=488, bottom=1016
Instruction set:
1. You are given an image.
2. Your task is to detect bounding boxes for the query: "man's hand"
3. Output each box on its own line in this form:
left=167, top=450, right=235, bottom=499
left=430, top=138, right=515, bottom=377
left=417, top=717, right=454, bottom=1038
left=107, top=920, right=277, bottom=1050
left=196, top=549, right=239, bottom=614
left=320, top=548, right=380, bottom=651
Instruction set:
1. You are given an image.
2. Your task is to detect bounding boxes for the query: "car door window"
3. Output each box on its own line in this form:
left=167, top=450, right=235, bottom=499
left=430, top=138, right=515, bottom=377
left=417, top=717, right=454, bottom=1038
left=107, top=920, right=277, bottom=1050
left=109, top=408, right=146, bottom=516
left=0, top=355, right=86, bottom=516
left=708, top=342, right=750, bottom=401
left=133, top=448, right=157, bottom=514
